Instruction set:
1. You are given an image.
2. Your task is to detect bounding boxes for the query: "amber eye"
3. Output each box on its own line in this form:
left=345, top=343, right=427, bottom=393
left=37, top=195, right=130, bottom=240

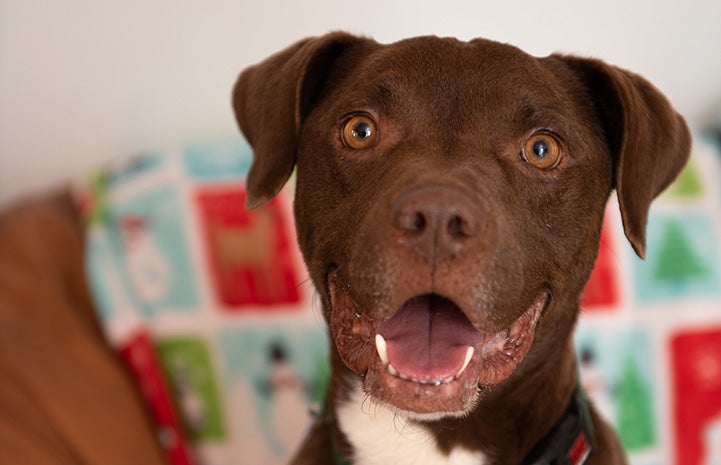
left=523, top=133, right=561, bottom=169
left=341, top=115, right=378, bottom=149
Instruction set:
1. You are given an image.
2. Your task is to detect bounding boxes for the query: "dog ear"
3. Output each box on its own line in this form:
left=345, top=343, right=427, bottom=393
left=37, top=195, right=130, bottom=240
left=553, top=55, right=691, bottom=258
left=232, top=32, right=363, bottom=209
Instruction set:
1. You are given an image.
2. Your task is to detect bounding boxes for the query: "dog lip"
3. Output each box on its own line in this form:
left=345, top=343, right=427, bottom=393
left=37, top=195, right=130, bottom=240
left=371, top=290, right=548, bottom=415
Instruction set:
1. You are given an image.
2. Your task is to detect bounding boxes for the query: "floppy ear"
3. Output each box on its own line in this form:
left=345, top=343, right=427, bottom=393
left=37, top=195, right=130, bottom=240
left=232, top=32, right=363, bottom=209
left=554, top=55, right=691, bottom=258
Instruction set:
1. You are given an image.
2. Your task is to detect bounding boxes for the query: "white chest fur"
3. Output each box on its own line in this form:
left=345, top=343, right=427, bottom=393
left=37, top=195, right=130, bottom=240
left=336, top=385, right=488, bottom=465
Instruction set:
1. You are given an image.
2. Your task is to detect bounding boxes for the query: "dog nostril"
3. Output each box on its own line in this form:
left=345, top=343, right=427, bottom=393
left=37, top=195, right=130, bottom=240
left=394, top=210, right=427, bottom=233
left=412, top=212, right=426, bottom=232
left=447, top=215, right=467, bottom=238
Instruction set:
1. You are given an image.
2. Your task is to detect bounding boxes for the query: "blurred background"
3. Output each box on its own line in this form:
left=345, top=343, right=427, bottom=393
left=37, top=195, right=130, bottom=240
left=1, top=0, right=721, bottom=205
left=2, top=2, right=721, bottom=465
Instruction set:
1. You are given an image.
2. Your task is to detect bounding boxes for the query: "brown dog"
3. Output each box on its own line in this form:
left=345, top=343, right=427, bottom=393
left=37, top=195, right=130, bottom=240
left=232, top=32, right=690, bottom=465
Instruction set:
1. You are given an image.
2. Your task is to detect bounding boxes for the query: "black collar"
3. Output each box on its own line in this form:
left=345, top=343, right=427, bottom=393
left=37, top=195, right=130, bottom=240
left=520, top=384, right=596, bottom=465
left=332, top=383, right=595, bottom=465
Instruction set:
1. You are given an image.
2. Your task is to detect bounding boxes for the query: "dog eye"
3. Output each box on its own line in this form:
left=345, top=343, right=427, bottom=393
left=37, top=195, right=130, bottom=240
left=341, top=115, right=379, bottom=150
left=522, top=133, right=561, bottom=169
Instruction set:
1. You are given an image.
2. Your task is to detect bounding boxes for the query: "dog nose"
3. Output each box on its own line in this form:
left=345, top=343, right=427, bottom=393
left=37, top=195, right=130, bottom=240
left=390, top=186, right=480, bottom=262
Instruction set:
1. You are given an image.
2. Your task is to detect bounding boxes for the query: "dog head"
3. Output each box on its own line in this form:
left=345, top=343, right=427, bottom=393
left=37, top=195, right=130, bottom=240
left=233, top=32, right=689, bottom=419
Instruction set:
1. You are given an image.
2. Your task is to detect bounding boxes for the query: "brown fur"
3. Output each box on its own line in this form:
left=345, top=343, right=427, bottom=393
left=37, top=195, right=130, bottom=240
left=233, top=32, right=690, bottom=465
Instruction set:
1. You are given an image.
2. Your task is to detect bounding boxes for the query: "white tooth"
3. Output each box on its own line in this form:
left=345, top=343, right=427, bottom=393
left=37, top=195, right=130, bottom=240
left=388, top=363, right=399, bottom=376
left=456, top=346, right=475, bottom=377
left=375, top=334, right=389, bottom=365
left=442, top=376, right=455, bottom=384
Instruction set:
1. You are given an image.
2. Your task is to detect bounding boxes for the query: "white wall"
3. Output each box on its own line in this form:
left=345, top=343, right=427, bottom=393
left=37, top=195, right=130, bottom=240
left=1, top=0, right=720, bottom=206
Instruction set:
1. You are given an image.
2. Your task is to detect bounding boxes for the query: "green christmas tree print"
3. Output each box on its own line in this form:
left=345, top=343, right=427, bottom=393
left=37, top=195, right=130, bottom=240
left=616, top=355, right=655, bottom=450
left=664, top=161, right=703, bottom=199
left=653, top=220, right=707, bottom=283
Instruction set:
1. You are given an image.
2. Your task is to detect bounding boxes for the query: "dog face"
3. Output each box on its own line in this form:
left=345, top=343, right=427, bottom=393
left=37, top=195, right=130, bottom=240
left=233, top=33, right=689, bottom=419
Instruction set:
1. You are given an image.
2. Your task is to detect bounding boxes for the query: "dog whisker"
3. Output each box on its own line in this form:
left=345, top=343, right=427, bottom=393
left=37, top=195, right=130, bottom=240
left=359, top=392, right=374, bottom=417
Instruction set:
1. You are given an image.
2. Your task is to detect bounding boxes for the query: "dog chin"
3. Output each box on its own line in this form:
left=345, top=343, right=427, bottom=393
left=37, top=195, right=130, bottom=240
left=371, top=397, right=475, bottom=423
left=343, top=373, right=476, bottom=422
left=373, top=401, right=472, bottom=422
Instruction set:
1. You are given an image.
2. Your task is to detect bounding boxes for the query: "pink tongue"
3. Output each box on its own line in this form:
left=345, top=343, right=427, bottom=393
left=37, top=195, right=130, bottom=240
left=378, top=295, right=482, bottom=381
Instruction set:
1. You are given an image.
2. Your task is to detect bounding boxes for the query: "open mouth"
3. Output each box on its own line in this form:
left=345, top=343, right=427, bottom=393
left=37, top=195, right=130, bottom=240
left=328, top=271, right=548, bottom=417
left=375, top=294, right=480, bottom=385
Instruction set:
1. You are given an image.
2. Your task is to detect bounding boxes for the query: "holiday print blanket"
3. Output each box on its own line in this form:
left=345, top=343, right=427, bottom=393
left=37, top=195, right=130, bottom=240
left=77, top=131, right=721, bottom=465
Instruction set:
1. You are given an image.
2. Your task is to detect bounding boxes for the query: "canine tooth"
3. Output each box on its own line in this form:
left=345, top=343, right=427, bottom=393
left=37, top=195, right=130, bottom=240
left=388, top=363, right=399, bottom=376
left=443, top=376, right=455, bottom=384
left=456, top=346, right=475, bottom=377
left=375, top=334, right=389, bottom=365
